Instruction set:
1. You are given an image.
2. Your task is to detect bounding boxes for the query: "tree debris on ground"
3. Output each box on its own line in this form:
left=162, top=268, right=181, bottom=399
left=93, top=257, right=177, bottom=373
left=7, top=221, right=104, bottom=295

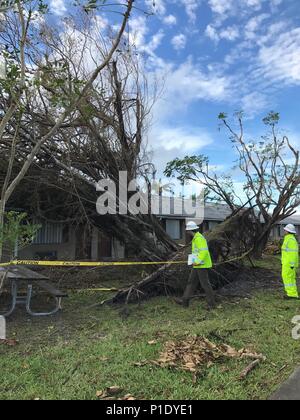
left=264, top=241, right=281, bottom=256
left=0, top=339, right=18, bottom=346
left=148, top=335, right=265, bottom=380
left=239, top=359, right=262, bottom=380
left=96, top=387, right=136, bottom=400
left=105, top=209, right=269, bottom=305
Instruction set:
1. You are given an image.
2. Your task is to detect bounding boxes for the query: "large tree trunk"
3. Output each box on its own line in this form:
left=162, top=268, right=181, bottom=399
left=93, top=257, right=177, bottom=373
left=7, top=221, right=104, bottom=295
left=252, top=230, right=272, bottom=259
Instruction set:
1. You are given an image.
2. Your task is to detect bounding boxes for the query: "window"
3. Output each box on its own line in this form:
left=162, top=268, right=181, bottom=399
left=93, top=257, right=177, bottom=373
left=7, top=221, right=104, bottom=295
left=166, top=219, right=181, bottom=240
left=32, top=222, right=65, bottom=245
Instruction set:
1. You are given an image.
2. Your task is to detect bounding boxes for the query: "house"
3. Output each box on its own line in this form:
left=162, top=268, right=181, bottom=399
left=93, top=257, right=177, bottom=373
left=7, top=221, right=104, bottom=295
left=17, top=198, right=300, bottom=261
left=18, top=223, right=125, bottom=261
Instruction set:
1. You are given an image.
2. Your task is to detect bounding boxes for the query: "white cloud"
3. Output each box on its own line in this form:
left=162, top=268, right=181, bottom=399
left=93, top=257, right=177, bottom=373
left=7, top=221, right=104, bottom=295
left=50, top=0, right=66, bottom=16
left=147, top=30, right=165, bottom=52
left=270, top=0, right=282, bottom=7
left=205, top=25, right=219, bottom=42
left=258, top=28, right=300, bottom=85
left=180, top=0, right=200, bottom=23
left=241, top=92, right=270, bottom=116
left=256, top=21, right=289, bottom=45
left=156, top=127, right=213, bottom=152
left=205, top=25, right=240, bottom=43
left=150, top=59, right=230, bottom=123
left=171, top=34, right=187, bottom=50
left=149, top=125, right=214, bottom=174
left=208, top=0, right=234, bottom=16
left=128, top=16, right=165, bottom=58
left=220, top=26, right=240, bottom=41
left=129, top=16, right=149, bottom=49
left=163, top=14, right=177, bottom=26
left=207, top=0, right=281, bottom=23
left=169, top=61, right=230, bottom=102
left=244, top=13, right=270, bottom=39
left=244, top=0, right=263, bottom=10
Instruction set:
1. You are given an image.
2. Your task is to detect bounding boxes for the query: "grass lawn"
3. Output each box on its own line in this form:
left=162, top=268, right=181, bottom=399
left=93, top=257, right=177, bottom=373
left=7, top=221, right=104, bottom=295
left=1, top=256, right=300, bottom=400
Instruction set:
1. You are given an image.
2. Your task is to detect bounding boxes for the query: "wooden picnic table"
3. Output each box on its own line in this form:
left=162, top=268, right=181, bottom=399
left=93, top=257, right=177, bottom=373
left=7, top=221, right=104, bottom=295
left=0, top=266, right=67, bottom=317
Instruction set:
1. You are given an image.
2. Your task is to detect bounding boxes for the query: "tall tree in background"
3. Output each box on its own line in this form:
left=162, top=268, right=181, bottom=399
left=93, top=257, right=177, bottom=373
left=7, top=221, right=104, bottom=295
left=165, top=112, right=300, bottom=257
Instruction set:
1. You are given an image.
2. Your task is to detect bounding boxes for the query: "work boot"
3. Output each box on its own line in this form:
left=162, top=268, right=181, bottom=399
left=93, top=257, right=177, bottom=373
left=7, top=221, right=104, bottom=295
left=174, top=297, right=190, bottom=308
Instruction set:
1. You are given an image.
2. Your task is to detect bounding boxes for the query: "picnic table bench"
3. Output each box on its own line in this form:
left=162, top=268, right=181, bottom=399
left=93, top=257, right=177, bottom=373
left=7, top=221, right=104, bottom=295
left=0, top=266, right=68, bottom=317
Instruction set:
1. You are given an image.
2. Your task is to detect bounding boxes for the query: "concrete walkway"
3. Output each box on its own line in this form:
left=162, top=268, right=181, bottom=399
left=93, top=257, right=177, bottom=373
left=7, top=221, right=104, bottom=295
left=270, top=368, right=300, bottom=400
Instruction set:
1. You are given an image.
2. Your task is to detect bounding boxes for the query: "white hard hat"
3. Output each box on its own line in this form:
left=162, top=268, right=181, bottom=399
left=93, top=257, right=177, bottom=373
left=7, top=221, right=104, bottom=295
left=284, top=224, right=297, bottom=234
left=186, top=221, right=199, bottom=231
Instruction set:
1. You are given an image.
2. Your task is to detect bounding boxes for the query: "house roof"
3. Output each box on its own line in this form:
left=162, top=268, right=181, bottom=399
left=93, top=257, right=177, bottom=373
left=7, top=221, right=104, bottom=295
left=279, top=214, right=300, bottom=226
left=155, top=196, right=300, bottom=226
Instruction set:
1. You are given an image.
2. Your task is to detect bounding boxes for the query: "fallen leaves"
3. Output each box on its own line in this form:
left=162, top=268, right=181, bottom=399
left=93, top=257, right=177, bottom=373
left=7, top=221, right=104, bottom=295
left=0, top=339, right=18, bottom=346
left=98, top=356, right=110, bottom=362
left=148, top=335, right=265, bottom=379
left=107, top=386, right=122, bottom=395
left=96, top=387, right=136, bottom=401
left=147, top=340, right=158, bottom=345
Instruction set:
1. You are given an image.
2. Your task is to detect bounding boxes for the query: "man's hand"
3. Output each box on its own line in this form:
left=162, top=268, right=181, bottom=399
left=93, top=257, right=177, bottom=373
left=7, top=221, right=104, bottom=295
left=193, top=261, right=204, bottom=267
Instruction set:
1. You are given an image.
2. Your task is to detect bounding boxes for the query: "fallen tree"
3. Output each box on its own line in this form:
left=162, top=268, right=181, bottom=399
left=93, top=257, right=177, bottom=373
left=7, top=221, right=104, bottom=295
left=105, top=208, right=261, bottom=304
left=0, top=8, right=178, bottom=262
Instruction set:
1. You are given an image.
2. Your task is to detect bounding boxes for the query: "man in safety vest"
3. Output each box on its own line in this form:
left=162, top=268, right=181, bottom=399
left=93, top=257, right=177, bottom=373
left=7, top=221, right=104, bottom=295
left=281, top=224, right=299, bottom=300
left=175, top=221, right=216, bottom=308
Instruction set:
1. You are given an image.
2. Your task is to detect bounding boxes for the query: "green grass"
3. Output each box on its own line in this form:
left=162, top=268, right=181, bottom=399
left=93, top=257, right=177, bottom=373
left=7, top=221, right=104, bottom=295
left=1, top=258, right=300, bottom=400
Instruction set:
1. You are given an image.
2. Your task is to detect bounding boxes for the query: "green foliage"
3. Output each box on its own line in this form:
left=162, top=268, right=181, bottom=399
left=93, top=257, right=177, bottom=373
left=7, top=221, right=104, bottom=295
left=263, top=111, right=280, bottom=127
left=0, top=0, right=48, bottom=12
left=37, top=60, right=86, bottom=108
left=83, top=0, right=108, bottom=13
left=0, top=212, right=41, bottom=257
left=0, top=51, right=22, bottom=93
left=164, top=155, right=209, bottom=184
left=0, top=0, right=29, bottom=12
left=37, top=0, right=48, bottom=14
left=218, top=112, right=227, bottom=120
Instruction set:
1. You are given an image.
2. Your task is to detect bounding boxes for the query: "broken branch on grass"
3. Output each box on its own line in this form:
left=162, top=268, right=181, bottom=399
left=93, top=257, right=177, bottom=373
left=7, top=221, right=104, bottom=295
left=239, top=359, right=261, bottom=380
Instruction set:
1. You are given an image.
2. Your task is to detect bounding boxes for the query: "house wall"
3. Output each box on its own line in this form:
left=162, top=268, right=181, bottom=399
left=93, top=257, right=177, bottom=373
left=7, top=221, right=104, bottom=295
left=270, top=225, right=282, bottom=240
left=19, top=226, right=126, bottom=262
left=19, top=228, right=76, bottom=260
left=16, top=213, right=300, bottom=262
left=208, top=221, right=221, bottom=231
left=90, top=229, right=125, bottom=260
left=270, top=224, right=300, bottom=240
left=112, top=238, right=125, bottom=259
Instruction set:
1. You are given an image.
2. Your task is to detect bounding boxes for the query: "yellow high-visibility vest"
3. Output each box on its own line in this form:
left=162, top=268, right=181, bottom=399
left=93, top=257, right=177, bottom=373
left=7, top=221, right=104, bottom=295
left=282, top=234, right=299, bottom=268
left=192, top=232, right=212, bottom=269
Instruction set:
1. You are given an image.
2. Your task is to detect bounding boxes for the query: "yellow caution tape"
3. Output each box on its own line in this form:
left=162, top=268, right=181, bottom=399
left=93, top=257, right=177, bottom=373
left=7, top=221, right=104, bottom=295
left=0, top=259, right=186, bottom=268
left=74, top=288, right=119, bottom=292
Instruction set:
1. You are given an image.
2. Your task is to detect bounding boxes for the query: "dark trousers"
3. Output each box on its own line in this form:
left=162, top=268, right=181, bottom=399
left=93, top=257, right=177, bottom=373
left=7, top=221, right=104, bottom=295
left=183, top=269, right=216, bottom=308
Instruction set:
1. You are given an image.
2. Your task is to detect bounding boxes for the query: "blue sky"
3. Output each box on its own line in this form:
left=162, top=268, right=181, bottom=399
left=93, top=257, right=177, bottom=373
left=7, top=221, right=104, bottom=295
left=48, top=0, right=300, bottom=189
